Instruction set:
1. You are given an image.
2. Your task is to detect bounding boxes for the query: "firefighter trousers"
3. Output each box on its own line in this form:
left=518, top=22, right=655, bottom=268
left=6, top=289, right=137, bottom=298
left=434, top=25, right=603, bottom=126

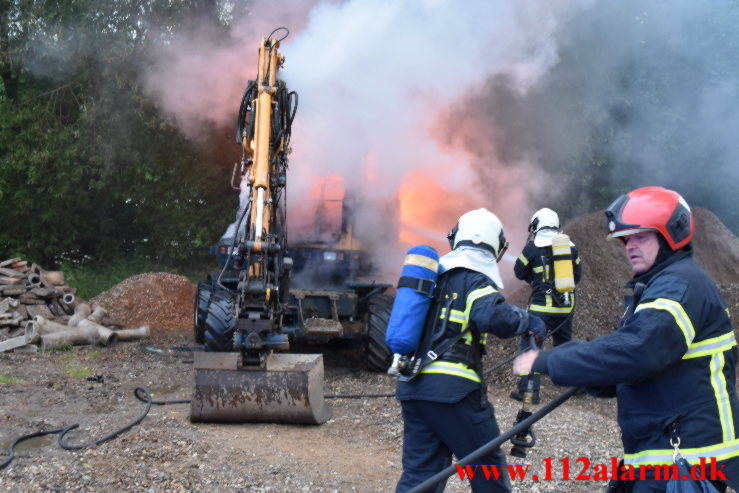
left=396, top=388, right=511, bottom=493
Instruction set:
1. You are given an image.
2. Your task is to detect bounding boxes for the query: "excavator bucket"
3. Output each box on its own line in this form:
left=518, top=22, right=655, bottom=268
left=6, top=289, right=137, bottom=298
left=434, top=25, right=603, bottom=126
left=190, top=352, right=332, bottom=425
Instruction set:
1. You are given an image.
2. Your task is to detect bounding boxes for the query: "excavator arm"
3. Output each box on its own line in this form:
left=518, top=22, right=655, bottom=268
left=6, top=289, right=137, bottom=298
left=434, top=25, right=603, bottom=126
left=191, top=28, right=331, bottom=425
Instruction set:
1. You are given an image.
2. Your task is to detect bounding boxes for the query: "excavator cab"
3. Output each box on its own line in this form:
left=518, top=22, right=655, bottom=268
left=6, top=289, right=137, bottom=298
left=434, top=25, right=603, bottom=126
left=280, top=190, right=394, bottom=372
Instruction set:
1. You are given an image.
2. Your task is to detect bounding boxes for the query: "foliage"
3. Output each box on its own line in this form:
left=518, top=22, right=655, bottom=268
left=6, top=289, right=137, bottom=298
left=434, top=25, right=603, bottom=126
left=0, top=0, right=236, bottom=267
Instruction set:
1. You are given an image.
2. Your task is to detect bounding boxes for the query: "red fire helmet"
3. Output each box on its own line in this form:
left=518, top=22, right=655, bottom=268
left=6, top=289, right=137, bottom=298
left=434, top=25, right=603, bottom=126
left=605, top=186, right=694, bottom=250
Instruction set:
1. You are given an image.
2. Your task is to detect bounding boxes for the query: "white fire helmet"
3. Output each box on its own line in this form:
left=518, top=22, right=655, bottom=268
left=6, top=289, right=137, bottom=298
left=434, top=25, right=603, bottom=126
left=449, top=208, right=508, bottom=261
left=529, top=208, right=560, bottom=233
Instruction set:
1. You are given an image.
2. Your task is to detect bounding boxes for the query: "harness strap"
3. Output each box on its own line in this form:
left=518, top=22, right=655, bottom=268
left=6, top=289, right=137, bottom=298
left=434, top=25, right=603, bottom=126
left=397, top=276, right=435, bottom=297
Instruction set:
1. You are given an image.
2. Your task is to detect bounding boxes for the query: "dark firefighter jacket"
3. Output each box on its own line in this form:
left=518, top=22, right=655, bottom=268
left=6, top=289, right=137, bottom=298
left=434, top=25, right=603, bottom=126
left=514, top=237, right=582, bottom=316
left=396, top=267, right=526, bottom=403
left=533, top=250, right=739, bottom=477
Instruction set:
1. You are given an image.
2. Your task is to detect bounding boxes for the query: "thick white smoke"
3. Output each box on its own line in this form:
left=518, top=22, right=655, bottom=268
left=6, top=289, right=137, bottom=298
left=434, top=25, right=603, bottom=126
left=142, top=0, right=589, bottom=284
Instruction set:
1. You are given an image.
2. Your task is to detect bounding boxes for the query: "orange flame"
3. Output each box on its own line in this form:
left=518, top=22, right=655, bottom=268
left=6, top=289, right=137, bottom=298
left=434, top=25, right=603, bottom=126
left=398, top=170, right=480, bottom=252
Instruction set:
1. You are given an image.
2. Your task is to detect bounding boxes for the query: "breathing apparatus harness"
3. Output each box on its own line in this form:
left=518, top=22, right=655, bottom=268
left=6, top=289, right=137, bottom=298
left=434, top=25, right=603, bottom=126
left=391, top=272, right=482, bottom=382
left=526, top=227, right=576, bottom=308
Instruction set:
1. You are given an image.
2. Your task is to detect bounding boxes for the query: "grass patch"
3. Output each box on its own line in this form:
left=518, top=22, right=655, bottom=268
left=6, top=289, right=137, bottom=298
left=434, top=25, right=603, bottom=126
left=61, top=255, right=212, bottom=299
left=65, top=365, right=90, bottom=379
left=47, top=344, right=74, bottom=352
left=0, top=374, right=24, bottom=385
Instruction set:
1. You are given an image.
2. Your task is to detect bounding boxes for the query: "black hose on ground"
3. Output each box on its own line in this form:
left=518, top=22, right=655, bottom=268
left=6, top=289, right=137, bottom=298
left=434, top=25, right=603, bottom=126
left=0, top=387, right=188, bottom=470
left=325, top=392, right=394, bottom=399
left=407, top=386, right=582, bottom=493
left=0, top=426, right=69, bottom=471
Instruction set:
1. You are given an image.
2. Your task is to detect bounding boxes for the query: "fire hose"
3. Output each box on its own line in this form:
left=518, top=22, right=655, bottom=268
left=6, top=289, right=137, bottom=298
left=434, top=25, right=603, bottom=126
left=327, top=310, right=574, bottom=399
left=508, top=332, right=540, bottom=459
left=2, top=316, right=572, bottom=470
left=407, top=385, right=583, bottom=493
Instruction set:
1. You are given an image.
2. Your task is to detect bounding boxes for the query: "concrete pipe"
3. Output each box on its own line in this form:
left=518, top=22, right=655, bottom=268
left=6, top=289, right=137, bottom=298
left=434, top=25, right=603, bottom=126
left=114, top=325, right=151, bottom=341
left=87, top=306, right=106, bottom=325
left=76, top=319, right=118, bottom=346
left=61, top=292, right=76, bottom=306
left=26, top=272, right=42, bottom=288
left=40, top=326, right=99, bottom=350
left=34, top=315, right=75, bottom=335
left=24, top=320, right=39, bottom=344
left=68, top=302, right=93, bottom=328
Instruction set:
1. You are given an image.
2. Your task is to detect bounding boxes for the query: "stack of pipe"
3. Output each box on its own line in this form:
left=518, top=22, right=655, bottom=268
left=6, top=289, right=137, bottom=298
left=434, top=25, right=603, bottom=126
left=0, top=302, right=150, bottom=352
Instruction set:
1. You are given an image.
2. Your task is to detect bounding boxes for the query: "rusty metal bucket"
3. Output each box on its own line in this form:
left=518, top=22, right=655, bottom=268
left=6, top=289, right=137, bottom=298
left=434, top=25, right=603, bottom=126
left=190, top=352, right=332, bottom=425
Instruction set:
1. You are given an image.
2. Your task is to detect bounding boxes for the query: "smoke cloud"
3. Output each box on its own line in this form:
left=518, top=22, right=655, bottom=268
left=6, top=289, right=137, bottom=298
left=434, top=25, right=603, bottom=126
left=452, top=0, right=739, bottom=234
left=142, top=0, right=739, bottom=286
left=142, top=0, right=583, bottom=285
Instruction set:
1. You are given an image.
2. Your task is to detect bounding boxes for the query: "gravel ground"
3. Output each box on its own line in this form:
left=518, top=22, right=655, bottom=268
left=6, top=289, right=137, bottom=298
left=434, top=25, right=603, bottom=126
left=1, top=333, right=626, bottom=493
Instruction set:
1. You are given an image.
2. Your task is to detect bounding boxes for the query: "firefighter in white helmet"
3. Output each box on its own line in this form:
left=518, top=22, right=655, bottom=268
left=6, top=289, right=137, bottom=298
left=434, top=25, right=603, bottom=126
left=510, top=208, right=582, bottom=404
left=395, top=208, right=545, bottom=493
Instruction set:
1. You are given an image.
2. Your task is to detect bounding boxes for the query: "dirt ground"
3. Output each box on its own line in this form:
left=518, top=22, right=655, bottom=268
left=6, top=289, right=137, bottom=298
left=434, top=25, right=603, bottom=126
left=0, top=332, right=624, bottom=492
left=1, top=207, right=738, bottom=492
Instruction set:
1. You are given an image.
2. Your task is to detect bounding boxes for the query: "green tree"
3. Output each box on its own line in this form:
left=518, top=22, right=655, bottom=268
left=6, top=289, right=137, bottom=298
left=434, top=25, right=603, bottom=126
left=0, top=0, right=236, bottom=267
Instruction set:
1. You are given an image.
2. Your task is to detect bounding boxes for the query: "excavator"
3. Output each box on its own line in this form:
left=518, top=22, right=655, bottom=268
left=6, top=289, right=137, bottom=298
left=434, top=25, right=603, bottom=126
left=189, top=28, right=332, bottom=425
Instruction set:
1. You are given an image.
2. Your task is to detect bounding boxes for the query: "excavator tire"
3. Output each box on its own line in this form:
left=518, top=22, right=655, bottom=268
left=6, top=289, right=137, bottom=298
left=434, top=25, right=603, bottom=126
left=194, top=280, right=213, bottom=344
left=366, top=294, right=393, bottom=372
left=203, top=289, right=237, bottom=352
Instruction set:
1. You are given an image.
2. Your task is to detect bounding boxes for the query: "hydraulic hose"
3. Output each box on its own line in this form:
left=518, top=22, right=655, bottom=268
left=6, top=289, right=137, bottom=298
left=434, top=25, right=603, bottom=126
left=407, top=386, right=582, bottom=493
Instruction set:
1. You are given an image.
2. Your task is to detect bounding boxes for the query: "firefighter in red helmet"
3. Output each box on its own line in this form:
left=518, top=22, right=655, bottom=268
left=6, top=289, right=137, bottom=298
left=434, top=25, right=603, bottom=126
left=514, top=187, right=739, bottom=492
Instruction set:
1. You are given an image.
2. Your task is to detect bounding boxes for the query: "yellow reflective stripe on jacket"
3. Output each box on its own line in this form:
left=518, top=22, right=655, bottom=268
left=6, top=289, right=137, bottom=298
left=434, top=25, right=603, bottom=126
left=518, top=254, right=529, bottom=266
left=624, top=438, right=739, bottom=466
left=466, top=286, right=496, bottom=313
left=404, top=253, right=439, bottom=272
left=532, top=266, right=544, bottom=273
left=444, top=285, right=497, bottom=344
left=635, top=298, right=695, bottom=347
left=683, top=331, right=737, bottom=359
left=438, top=286, right=497, bottom=348
left=680, top=331, right=736, bottom=440
left=447, top=308, right=472, bottom=343
left=447, top=309, right=466, bottom=325
left=420, top=361, right=481, bottom=382
left=529, top=304, right=574, bottom=314
left=463, top=286, right=496, bottom=343
left=710, top=352, right=735, bottom=442
left=529, top=293, right=575, bottom=314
